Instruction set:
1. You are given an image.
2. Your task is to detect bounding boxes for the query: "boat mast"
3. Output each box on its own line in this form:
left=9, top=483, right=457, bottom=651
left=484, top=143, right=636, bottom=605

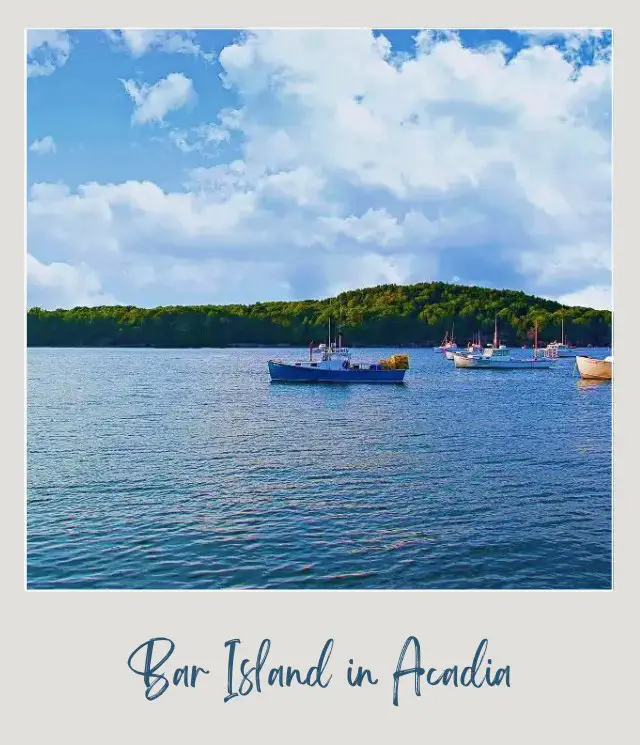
left=561, top=315, right=565, bottom=345
left=493, top=315, right=498, bottom=348
left=328, top=316, right=331, bottom=352
left=534, top=320, right=538, bottom=359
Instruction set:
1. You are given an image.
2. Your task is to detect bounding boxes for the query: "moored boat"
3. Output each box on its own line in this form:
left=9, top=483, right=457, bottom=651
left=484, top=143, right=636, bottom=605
left=540, top=318, right=577, bottom=357
left=452, top=319, right=553, bottom=370
left=445, top=332, right=482, bottom=360
left=434, top=323, right=458, bottom=353
left=542, top=341, right=575, bottom=358
left=453, top=347, right=553, bottom=369
left=575, top=355, right=612, bottom=381
left=269, top=343, right=409, bottom=384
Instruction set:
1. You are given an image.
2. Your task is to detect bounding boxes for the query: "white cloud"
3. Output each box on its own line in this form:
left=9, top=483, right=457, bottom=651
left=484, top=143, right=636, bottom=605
left=326, top=252, right=422, bottom=297
left=29, top=136, right=56, bottom=155
left=104, top=30, right=214, bottom=61
left=218, top=30, right=610, bottom=277
left=168, top=124, right=230, bottom=154
left=28, top=30, right=611, bottom=309
left=27, top=254, right=116, bottom=308
left=519, top=241, right=611, bottom=285
left=121, top=73, right=195, bottom=125
left=557, top=284, right=611, bottom=310
left=27, top=30, right=71, bottom=78
left=321, top=208, right=403, bottom=245
left=28, top=180, right=256, bottom=251
left=259, top=167, right=327, bottom=208
left=519, top=29, right=612, bottom=67
left=521, top=29, right=609, bottom=44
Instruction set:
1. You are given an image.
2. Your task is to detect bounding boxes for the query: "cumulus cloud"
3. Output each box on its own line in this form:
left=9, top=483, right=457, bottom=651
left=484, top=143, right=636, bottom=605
left=520, top=29, right=611, bottom=56
left=556, top=284, right=611, bottom=310
left=168, top=124, right=230, bottom=154
left=121, top=73, right=195, bottom=125
left=29, top=136, right=56, bottom=155
left=27, top=30, right=71, bottom=78
left=519, top=241, right=611, bottom=285
left=104, top=30, right=214, bottom=61
left=27, top=254, right=117, bottom=308
left=28, top=30, right=611, bottom=309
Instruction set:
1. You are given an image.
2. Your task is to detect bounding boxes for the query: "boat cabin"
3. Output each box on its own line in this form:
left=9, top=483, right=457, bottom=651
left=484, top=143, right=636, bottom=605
left=294, top=345, right=354, bottom=370
left=483, top=347, right=511, bottom=359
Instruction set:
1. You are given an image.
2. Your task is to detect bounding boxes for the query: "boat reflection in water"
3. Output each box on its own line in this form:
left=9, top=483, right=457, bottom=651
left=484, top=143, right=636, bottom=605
left=576, top=378, right=612, bottom=391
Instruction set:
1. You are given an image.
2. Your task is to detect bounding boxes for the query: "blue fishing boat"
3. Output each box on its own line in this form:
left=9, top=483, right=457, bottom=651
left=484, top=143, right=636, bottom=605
left=269, top=342, right=408, bottom=384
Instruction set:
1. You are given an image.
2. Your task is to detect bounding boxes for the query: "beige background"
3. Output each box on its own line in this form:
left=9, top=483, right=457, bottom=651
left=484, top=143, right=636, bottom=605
left=6, top=2, right=637, bottom=742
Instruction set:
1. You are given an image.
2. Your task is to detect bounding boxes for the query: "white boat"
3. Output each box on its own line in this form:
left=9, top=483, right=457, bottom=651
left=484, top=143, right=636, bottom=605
left=541, top=318, right=577, bottom=357
left=542, top=341, right=575, bottom=358
left=446, top=333, right=483, bottom=360
left=575, top=355, right=612, bottom=380
left=453, top=346, right=553, bottom=369
left=434, top=323, right=458, bottom=353
left=452, top=319, right=553, bottom=370
left=436, top=340, right=458, bottom=354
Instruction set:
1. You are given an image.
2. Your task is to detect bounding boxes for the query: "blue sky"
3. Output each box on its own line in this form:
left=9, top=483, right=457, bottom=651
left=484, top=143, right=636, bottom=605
left=27, top=29, right=612, bottom=309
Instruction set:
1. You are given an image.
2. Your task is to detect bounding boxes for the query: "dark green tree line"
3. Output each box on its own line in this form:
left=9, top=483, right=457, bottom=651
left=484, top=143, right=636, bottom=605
left=27, top=281, right=612, bottom=348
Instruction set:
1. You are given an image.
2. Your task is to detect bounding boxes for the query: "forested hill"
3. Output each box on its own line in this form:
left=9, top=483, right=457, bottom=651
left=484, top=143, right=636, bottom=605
left=27, top=281, right=612, bottom=348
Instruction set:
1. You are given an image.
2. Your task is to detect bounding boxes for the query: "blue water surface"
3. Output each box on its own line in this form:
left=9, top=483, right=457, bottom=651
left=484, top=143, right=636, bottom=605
left=27, top=347, right=612, bottom=589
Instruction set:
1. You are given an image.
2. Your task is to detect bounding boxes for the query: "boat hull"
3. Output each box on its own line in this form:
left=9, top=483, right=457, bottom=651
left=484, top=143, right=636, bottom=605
left=576, top=355, right=612, bottom=380
left=453, top=353, right=552, bottom=370
left=268, top=360, right=406, bottom=383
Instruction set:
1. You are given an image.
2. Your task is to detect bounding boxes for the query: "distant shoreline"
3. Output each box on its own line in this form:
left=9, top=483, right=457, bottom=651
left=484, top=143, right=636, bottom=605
left=27, top=280, right=612, bottom=348
left=26, top=343, right=435, bottom=350
left=27, top=343, right=607, bottom=351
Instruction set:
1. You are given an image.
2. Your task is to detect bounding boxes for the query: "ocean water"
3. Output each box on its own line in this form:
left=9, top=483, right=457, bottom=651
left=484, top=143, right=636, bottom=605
left=27, top=347, right=612, bottom=590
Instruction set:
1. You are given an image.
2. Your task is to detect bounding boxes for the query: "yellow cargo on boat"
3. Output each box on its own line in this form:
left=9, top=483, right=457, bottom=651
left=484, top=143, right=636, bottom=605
left=378, top=353, right=409, bottom=370
left=390, top=354, right=409, bottom=369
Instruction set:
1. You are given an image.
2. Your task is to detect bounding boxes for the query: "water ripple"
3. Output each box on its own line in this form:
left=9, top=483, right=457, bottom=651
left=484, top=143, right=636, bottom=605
left=27, top=347, right=611, bottom=589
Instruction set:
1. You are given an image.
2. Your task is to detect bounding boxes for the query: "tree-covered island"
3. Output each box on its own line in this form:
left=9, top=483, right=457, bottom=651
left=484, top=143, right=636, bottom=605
left=27, top=281, right=612, bottom=348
